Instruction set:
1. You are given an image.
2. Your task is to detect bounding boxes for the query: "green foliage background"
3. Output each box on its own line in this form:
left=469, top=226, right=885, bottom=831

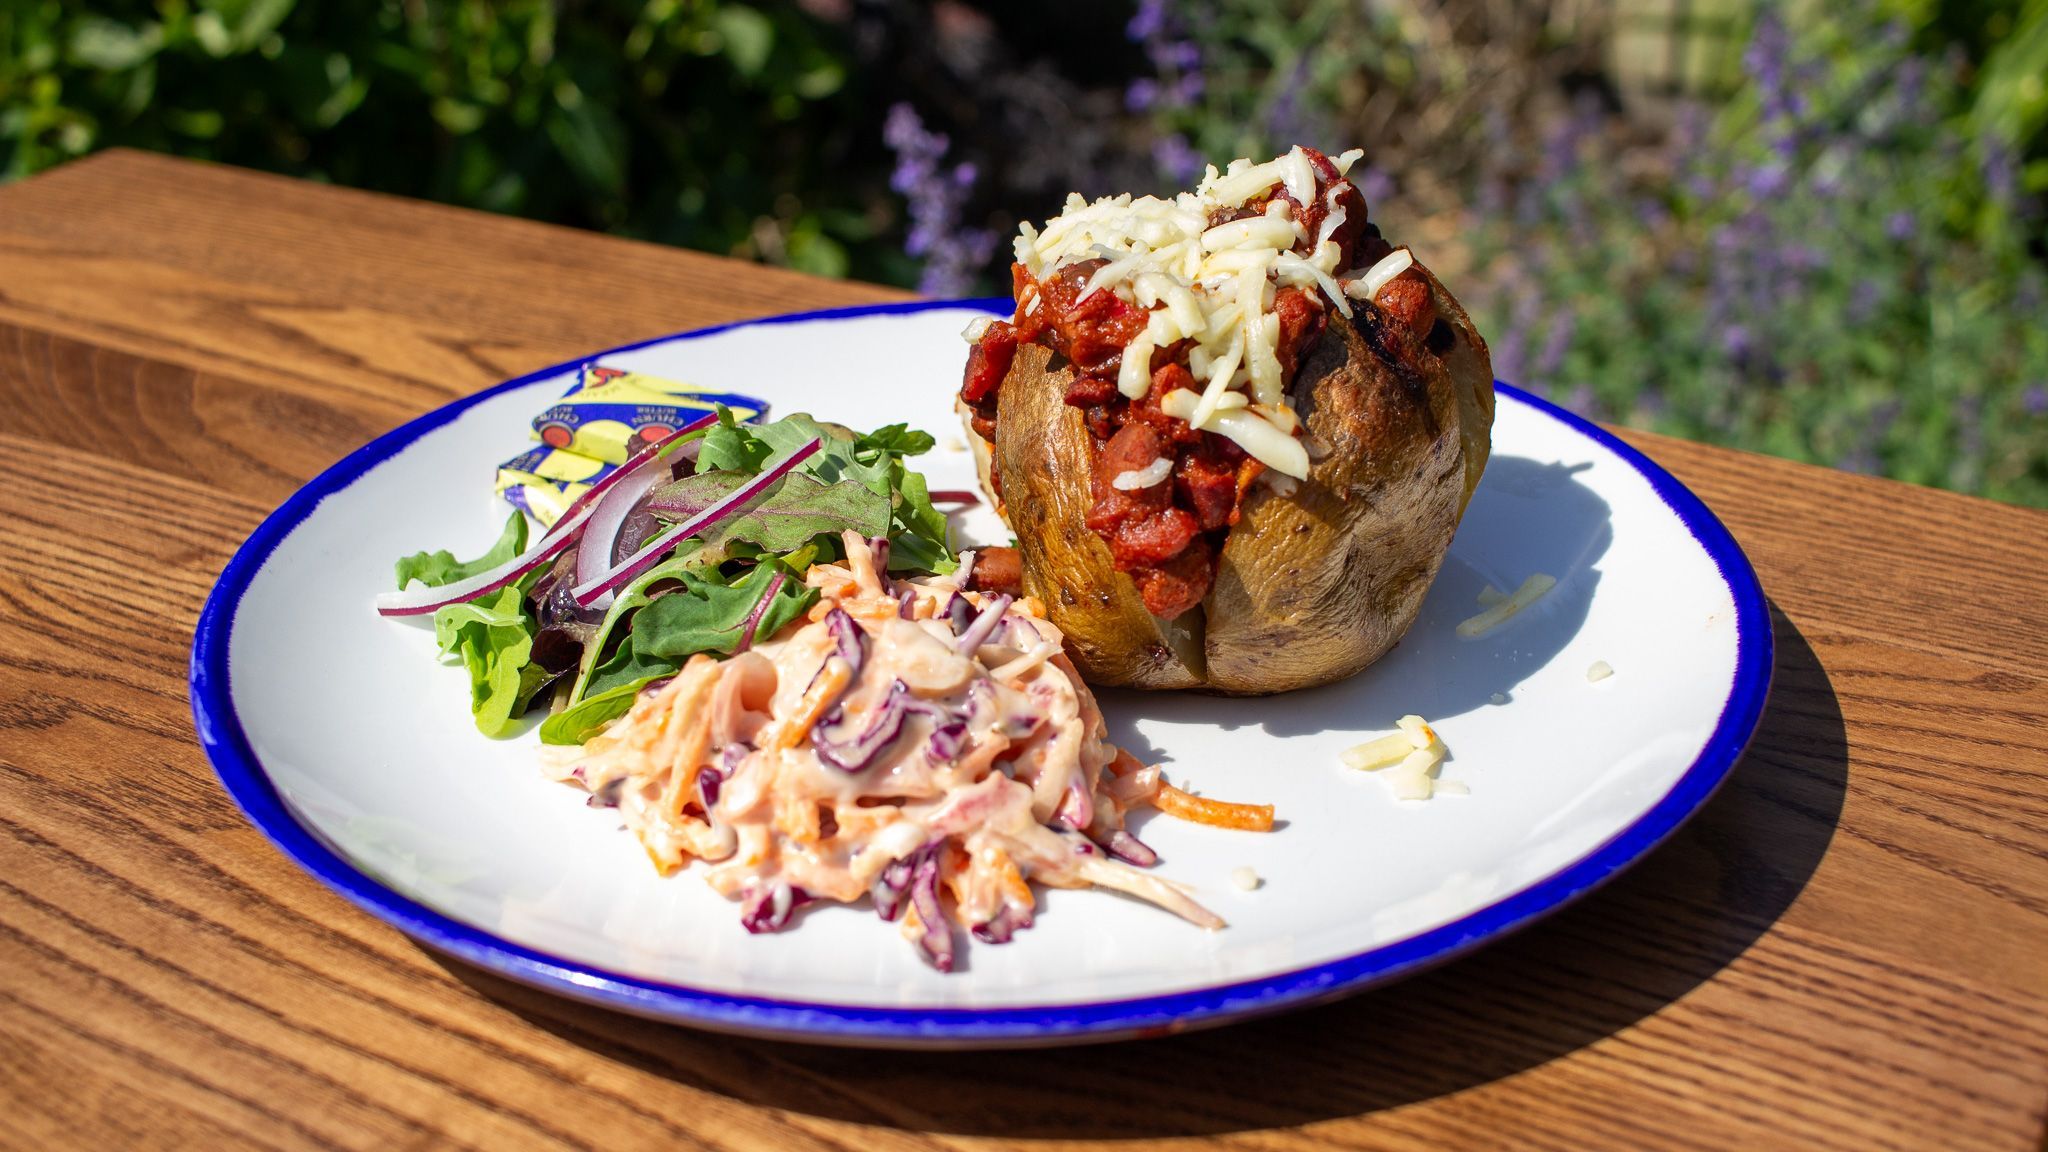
left=1, top=0, right=892, bottom=279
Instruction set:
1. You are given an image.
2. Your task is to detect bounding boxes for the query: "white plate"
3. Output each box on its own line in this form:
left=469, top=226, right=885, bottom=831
left=192, top=299, right=1771, bottom=1047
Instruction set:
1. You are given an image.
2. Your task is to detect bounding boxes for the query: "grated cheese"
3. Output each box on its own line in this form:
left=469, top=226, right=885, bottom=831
left=1111, top=458, right=1173, bottom=491
left=1006, top=147, right=1397, bottom=479
left=1586, top=660, right=1614, bottom=682
left=1231, top=866, right=1262, bottom=891
left=1340, top=713, right=1461, bottom=800
left=1343, top=247, right=1414, bottom=304
left=1457, top=572, right=1557, bottom=637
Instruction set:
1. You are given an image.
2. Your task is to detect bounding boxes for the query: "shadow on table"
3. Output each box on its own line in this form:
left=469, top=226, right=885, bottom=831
left=434, top=605, right=1845, bottom=1140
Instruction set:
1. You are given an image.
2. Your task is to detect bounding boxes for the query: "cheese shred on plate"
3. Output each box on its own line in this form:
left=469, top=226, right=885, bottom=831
left=1341, top=714, right=1463, bottom=800
left=1004, top=147, right=1401, bottom=480
left=1458, top=573, right=1557, bottom=637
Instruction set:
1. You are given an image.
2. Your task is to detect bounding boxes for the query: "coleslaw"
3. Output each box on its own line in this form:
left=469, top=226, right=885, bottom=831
left=548, top=532, right=1221, bottom=970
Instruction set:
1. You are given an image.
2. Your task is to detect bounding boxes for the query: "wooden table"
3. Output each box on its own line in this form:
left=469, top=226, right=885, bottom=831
left=1, top=150, right=2043, bottom=1151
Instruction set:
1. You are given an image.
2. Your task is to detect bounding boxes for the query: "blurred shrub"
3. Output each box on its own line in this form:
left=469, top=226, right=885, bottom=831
left=1462, top=8, right=2046, bottom=504
left=1, top=0, right=907, bottom=278
left=1118, top=0, right=2046, bottom=504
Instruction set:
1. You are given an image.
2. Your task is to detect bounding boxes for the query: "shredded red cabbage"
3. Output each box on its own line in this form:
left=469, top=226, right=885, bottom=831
left=954, top=593, right=1013, bottom=655
left=812, top=679, right=911, bottom=772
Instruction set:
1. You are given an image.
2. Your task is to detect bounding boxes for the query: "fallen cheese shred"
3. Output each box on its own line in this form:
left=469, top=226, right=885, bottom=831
left=1341, top=714, right=1463, bottom=801
left=1457, top=572, right=1557, bottom=637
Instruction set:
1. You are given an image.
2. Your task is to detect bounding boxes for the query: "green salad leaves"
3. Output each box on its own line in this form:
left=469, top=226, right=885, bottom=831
left=393, top=512, right=551, bottom=738
left=392, top=409, right=955, bottom=743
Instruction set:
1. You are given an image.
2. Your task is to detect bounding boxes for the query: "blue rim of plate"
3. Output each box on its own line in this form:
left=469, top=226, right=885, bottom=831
left=190, top=297, right=1774, bottom=1048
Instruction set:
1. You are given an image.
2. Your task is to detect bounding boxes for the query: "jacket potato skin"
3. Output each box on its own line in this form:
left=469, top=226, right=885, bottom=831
left=1201, top=265, right=1492, bottom=693
left=975, top=258, right=1493, bottom=694
left=990, top=342, right=1209, bottom=689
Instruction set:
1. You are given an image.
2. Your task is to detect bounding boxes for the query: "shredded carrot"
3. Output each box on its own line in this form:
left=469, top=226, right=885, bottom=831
left=994, top=852, right=1034, bottom=907
left=1108, top=748, right=1147, bottom=777
left=776, top=657, right=850, bottom=749
left=1153, top=781, right=1275, bottom=832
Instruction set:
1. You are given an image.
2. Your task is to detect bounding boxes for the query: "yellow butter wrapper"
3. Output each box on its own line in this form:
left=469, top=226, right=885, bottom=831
left=531, top=364, right=767, bottom=465
left=494, top=445, right=611, bottom=529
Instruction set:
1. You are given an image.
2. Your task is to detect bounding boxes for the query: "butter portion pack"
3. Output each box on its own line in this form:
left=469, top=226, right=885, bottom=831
left=495, top=363, right=767, bottom=528
left=535, top=363, right=766, bottom=464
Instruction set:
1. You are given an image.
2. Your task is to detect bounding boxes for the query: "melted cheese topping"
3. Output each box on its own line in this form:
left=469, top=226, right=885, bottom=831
left=1010, top=147, right=1370, bottom=479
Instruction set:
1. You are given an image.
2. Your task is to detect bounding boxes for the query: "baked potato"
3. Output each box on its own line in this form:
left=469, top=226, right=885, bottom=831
left=974, top=260, right=1491, bottom=693
left=958, top=148, right=1494, bottom=694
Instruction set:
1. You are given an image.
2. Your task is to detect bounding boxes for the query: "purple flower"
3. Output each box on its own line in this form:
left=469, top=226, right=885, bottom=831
left=1981, top=141, right=2017, bottom=205
left=1127, top=0, right=1168, bottom=42
left=1885, top=211, right=1915, bottom=241
left=1722, top=324, right=1752, bottom=360
left=884, top=103, right=997, bottom=296
left=1744, top=14, right=1790, bottom=113
left=2024, top=386, right=2048, bottom=417
left=1355, top=163, right=1394, bottom=206
left=1957, top=393, right=1984, bottom=472
left=1152, top=133, right=1203, bottom=183
left=1157, top=41, right=1200, bottom=74
left=1536, top=308, right=1577, bottom=377
left=1125, top=78, right=1159, bottom=112
left=1848, top=278, right=1882, bottom=323
left=1491, top=289, right=1541, bottom=386
left=1743, top=161, right=1790, bottom=199
left=1267, top=55, right=1313, bottom=144
left=1636, top=386, right=1667, bottom=420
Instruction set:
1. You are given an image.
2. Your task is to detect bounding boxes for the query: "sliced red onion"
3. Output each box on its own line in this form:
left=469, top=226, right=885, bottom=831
left=1102, top=829, right=1158, bottom=867
left=925, top=719, right=968, bottom=764
left=908, top=847, right=955, bottom=972
left=826, top=607, right=866, bottom=675
left=573, top=463, right=665, bottom=600
left=374, top=499, right=602, bottom=617
left=1050, top=775, right=1093, bottom=832
left=867, top=536, right=891, bottom=591
left=570, top=437, right=822, bottom=606
left=954, top=593, right=1013, bottom=655
left=896, top=587, right=916, bottom=619
left=735, top=571, right=787, bottom=652
left=946, top=593, right=974, bottom=635
left=927, top=490, right=981, bottom=506
left=971, top=904, right=1033, bottom=945
left=739, top=881, right=810, bottom=934
left=812, top=679, right=909, bottom=773
left=696, top=763, right=726, bottom=810
left=872, top=855, right=916, bottom=922
left=380, top=414, right=720, bottom=619
left=543, top=411, right=717, bottom=540
left=585, top=777, right=625, bottom=809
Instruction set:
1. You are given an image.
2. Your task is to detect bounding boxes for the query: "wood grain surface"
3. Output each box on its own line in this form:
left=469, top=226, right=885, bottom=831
left=1, top=150, right=2044, bottom=1152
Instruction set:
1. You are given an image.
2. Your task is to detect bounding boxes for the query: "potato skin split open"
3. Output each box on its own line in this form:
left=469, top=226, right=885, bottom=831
left=972, top=258, right=1494, bottom=695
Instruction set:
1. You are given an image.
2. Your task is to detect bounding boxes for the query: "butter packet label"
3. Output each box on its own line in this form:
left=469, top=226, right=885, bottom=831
left=531, top=363, right=768, bottom=465
left=494, top=445, right=614, bottom=529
